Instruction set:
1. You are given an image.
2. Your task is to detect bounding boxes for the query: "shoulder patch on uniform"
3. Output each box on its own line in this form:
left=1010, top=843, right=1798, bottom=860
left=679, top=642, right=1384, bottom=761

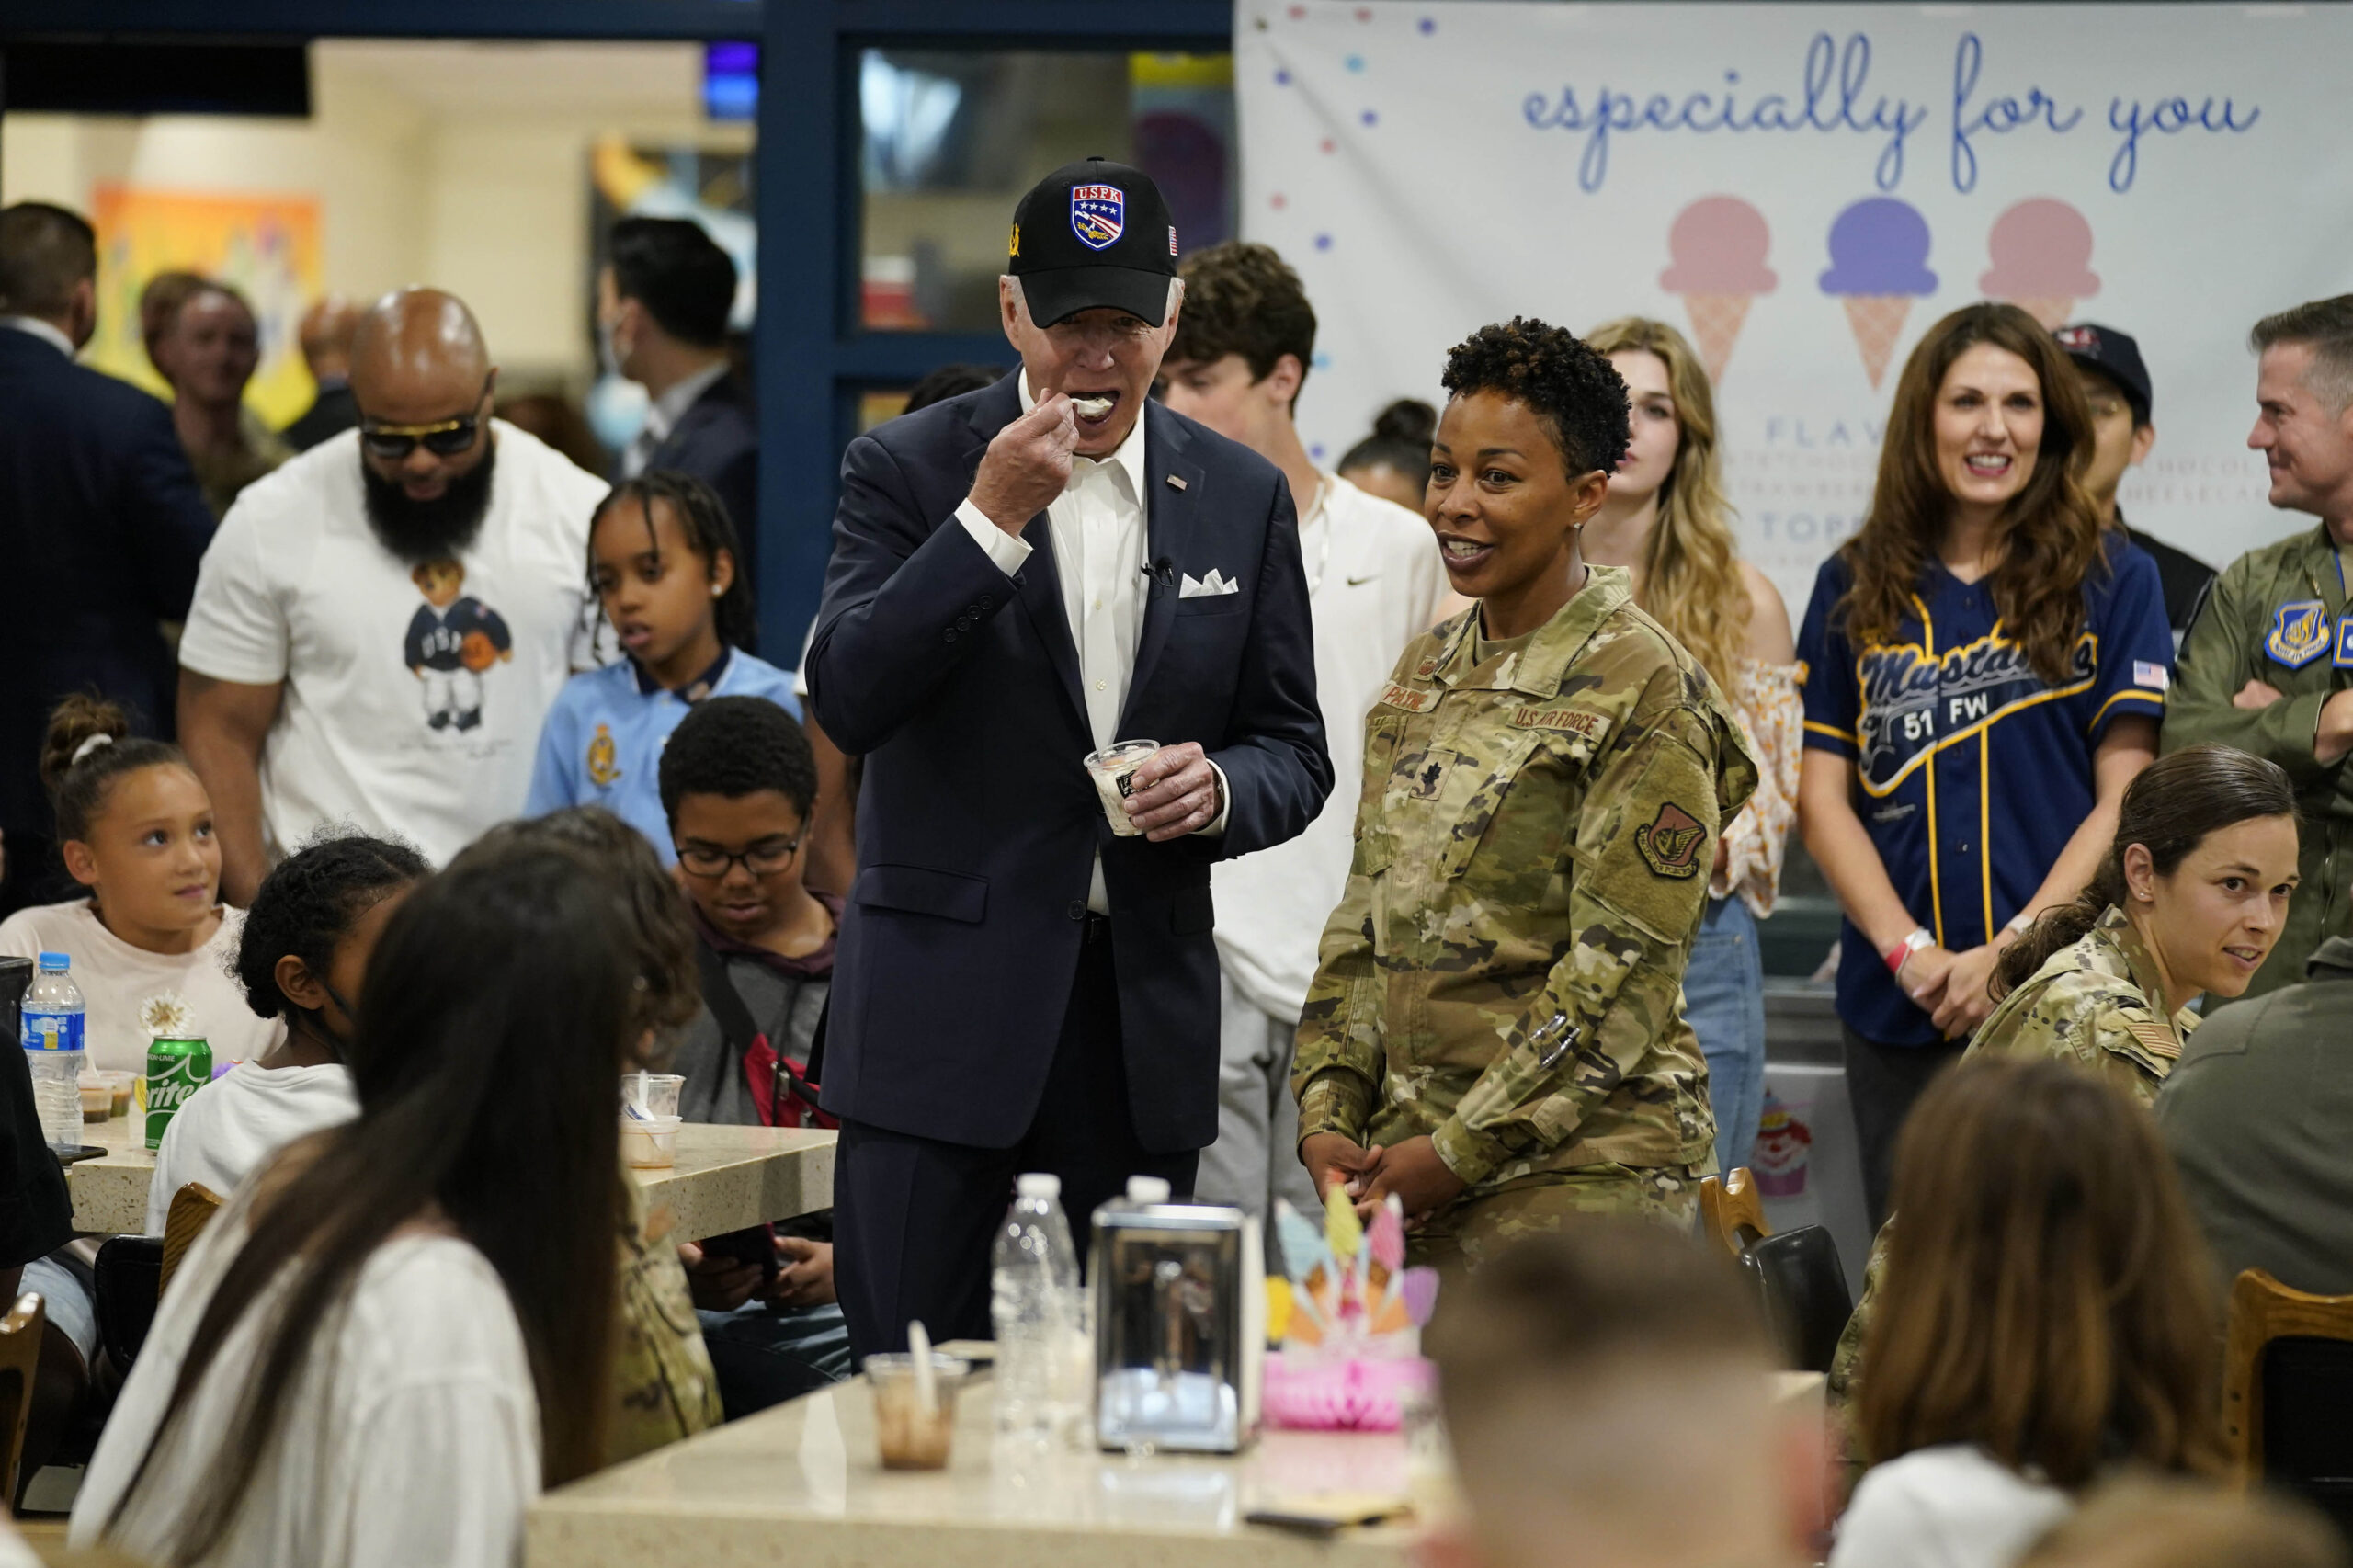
left=1509, top=705, right=1603, bottom=736
left=2267, top=600, right=2330, bottom=669
left=1633, top=801, right=1709, bottom=879
left=1380, top=681, right=1437, bottom=712
left=2124, top=1016, right=2182, bottom=1060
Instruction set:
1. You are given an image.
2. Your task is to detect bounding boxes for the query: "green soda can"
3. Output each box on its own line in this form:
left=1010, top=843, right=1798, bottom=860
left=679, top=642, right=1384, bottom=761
left=144, top=1037, right=212, bottom=1150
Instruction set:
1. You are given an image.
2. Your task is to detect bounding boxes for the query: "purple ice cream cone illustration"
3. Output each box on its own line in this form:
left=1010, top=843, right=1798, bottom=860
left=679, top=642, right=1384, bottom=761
left=1659, top=196, right=1779, bottom=384
left=1819, top=198, right=1938, bottom=390
left=1980, top=199, right=2100, bottom=330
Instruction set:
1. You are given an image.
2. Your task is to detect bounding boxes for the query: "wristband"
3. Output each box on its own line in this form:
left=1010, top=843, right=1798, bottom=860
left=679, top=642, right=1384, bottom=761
left=2006, top=910, right=2035, bottom=936
left=1882, top=927, right=1933, bottom=975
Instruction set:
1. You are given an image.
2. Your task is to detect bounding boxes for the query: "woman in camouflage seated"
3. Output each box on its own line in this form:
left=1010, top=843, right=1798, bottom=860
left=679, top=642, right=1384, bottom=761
left=1830, top=743, right=2300, bottom=1487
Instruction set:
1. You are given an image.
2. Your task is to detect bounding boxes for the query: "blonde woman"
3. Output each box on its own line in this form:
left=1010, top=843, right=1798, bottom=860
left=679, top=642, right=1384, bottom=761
left=1584, top=317, right=1798, bottom=1174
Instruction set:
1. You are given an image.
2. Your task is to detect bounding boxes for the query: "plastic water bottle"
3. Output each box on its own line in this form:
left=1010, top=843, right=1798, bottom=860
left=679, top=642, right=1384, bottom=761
left=21, top=954, right=85, bottom=1154
left=991, top=1172, right=1082, bottom=1436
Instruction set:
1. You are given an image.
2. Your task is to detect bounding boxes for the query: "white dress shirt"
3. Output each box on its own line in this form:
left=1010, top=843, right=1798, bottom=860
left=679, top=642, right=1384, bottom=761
left=621, top=359, right=730, bottom=478
left=0, top=315, right=74, bottom=358
left=951, top=374, right=1223, bottom=912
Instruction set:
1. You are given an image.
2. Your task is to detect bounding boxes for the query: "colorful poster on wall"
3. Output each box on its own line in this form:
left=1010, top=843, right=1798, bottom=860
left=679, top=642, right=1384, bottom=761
left=87, top=183, right=322, bottom=428
left=1240, top=4, right=2323, bottom=621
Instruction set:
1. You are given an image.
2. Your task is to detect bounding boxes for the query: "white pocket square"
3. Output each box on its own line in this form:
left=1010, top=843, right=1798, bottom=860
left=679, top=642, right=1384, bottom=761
left=1179, top=569, right=1240, bottom=598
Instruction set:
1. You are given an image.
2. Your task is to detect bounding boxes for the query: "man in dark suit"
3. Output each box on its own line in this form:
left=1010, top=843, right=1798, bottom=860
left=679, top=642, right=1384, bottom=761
left=807, top=160, right=1330, bottom=1356
left=600, top=216, right=759, bottom=607
left=281, top=294, right=362, bottom=451
left=0, top=203, right=216, bottom=917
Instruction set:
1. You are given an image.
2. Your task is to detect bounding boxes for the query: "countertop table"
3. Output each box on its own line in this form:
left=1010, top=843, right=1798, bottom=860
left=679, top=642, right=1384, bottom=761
left=529, top=1365, right=1824, bottom=1568
left=66, top=1113, right=834, bottom=1238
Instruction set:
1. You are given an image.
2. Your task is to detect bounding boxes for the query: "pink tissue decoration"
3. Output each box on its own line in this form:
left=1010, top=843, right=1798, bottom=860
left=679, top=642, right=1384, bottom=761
left=1400, top=1267, right=1440, bottom=1327
left=1369, top=1200, right=1405, bottom=1273
left=1263, top=1352, right=1435, bottom=1431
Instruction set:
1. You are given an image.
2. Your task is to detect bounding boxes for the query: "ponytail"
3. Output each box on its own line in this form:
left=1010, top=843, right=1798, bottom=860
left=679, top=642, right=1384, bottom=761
left=38, top=694, right=186, bottom=843
left=1990, top=744, right=2297, bottom=1001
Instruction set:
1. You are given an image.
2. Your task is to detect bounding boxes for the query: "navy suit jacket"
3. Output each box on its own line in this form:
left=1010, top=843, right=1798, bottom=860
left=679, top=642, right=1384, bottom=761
left=807, top=374, right=1330, bottom=1153
left=642, top=371, right=759, bottom=611
left=0, top=328, right=214, bottom=837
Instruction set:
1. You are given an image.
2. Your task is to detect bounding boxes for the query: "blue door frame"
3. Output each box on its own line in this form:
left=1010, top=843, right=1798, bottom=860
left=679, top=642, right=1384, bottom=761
left=0, top=0, right=1233, bottom=656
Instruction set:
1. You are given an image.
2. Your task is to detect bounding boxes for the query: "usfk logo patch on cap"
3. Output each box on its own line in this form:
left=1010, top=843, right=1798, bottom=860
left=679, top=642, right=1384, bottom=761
left=1071, top=184, right=1125, bottom=251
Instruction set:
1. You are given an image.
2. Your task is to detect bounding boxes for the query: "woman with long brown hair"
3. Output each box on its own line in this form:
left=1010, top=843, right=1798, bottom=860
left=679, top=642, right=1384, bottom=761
left=1585, top=316, right=1799, bottom=1175
left=71, top=839, right=640, bottom=1566
left=1795, top=301, right=2175, bottom=1224
left=1831, top=1056, right=2226, bottom=1568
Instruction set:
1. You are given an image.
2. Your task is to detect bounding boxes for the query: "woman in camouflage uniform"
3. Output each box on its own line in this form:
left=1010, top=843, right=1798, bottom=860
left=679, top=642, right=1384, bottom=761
left=1292, top=318, right=1756, bottom=1273
left=1830, top=743, right=2300, bottom=1485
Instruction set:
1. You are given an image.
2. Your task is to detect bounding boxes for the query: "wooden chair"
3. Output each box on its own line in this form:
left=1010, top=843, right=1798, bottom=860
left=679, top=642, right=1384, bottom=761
left=0, top=1290, right=47, bottom=1508
left=1699, top=1166, right=1771, bottom=1257
left=2223, top=1268, right=2353, bottom=1538
left=158, top=1182, right=224, bottom=1297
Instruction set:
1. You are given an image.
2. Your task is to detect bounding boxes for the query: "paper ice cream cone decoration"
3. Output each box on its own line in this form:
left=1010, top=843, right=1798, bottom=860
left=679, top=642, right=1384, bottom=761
left=1980, top=199, right=2098, bottom=331
left=1820, top=198, right=1938, bottom=391
left=1660, top=197, right=1777, bottom=385
left=1842, top=296, right=1915, bottom=390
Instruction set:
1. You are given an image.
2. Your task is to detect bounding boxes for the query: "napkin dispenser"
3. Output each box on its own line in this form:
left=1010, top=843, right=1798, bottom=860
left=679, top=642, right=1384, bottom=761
left=1091, top=1177, right=1263, bottom=1453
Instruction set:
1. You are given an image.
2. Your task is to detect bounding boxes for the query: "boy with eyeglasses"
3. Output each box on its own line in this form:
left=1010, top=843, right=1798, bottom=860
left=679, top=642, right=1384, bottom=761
left=657, top=693, right=851, bottom=1414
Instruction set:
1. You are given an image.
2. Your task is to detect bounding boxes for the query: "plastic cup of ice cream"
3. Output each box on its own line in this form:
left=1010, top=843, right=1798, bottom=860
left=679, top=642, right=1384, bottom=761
left=1083, top=741, right=1162, bottom=837
left=620, top=1115, right=681, bottom=1169
left=866, top=1352, right=968, bottom=1470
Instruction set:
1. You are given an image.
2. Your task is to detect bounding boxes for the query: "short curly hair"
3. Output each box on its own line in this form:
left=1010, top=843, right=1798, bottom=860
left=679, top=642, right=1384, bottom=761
left=234, top=828, right=430, bottom=1021
left=658, top=696, right=817, bottom=824
left=1439, top=317, right=1631, bottom=479
left=1170, top=242, right=1317, bottom=408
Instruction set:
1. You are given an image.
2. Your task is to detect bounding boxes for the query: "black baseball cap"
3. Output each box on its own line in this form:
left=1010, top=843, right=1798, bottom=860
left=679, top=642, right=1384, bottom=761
left=1006, top=156, right=1179, bottom=328
left=2054, top=322, right=2153, bottom=426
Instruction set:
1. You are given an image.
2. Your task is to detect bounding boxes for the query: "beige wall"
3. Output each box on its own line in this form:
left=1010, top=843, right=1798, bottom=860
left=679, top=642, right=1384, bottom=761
left=0, top=41, right=751, bottom=384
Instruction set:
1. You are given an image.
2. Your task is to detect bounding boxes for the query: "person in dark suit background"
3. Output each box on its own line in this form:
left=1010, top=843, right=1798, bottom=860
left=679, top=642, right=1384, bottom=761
left=808, top=159, right=1330, bottom=1357
left=599, top=216, right=760, bottom=619
left=282, top=293, right=363, bottom=451
left=0, top=203, right=217, bottom=918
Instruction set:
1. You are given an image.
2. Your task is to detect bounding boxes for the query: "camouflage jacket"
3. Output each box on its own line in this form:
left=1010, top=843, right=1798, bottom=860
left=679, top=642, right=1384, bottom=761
left=1963, top=904, right=2194, bottom=1106
left=1293, top=567, right=1759, bottom=1187
left=608, top=1174, right=723, bottom=1467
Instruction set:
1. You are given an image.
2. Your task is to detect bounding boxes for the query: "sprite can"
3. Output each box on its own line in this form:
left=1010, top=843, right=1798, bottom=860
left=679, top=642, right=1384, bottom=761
left=144, top=1037, right=211, bottom=1150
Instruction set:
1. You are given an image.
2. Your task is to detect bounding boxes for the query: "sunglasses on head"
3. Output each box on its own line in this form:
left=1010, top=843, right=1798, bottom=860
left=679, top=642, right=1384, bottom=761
left=359, top=377, right=492, bottom=460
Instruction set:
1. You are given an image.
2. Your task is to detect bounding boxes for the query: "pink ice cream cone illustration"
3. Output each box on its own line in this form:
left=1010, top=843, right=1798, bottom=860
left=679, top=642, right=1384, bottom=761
left=1819, top=198, right=1938, bottom=390
left=1659, top=196, right=1778, bottom=384
left=1980, top=198, right=2100, bottom=330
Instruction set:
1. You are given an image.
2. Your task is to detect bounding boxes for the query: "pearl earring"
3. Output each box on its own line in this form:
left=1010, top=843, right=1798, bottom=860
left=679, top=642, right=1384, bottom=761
left=712, top=585, right=724, bottom=597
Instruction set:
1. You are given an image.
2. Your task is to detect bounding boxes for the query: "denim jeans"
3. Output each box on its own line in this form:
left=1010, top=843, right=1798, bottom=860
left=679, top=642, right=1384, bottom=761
left=1685, top=895, right=1768, bottom=1175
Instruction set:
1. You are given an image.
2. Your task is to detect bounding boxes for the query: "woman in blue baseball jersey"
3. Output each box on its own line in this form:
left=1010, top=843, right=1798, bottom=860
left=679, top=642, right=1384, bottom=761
left=527, top=472, right=800, bottom=862
left=1796, top=304, right=2172, bottom=1226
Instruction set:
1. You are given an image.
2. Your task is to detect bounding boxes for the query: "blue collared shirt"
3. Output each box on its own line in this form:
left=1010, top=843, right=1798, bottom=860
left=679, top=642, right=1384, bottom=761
left=526, top=648, right=802, bottom=864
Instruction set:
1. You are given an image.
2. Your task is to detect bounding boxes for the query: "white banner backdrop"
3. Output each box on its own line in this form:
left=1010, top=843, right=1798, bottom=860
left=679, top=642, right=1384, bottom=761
left=1238, top=3, right=2345, bottom=621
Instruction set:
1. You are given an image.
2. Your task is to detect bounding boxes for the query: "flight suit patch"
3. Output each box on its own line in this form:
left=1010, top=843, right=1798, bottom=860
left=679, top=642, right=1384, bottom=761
left=2267, top=600, right=2329, bottom=669
left=1509, top=706, right=1602, bottom=737
left=1380, top=681, right=1436, bottom=712
left=1633, top=801, right=1709, bottom=879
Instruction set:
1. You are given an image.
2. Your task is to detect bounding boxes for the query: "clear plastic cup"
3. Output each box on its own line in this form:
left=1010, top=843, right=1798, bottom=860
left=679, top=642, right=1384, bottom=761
left=101, top=1071, right=136, bottom=1119
left=621, top=1073, right=684, bottom=1120
left=620, top=1114, right=681, bottom=1169
left=78, top=1072, right=109, bottom=1122
left=1082, top=741, right=1162, bottom=837
left=866, top=1352, right=968, bottom=1470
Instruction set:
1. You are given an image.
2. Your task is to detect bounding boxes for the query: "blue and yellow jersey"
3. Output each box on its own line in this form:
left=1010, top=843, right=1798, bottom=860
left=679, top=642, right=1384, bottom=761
left=526, top=649, right=802, bottom=865
left=1797, top=542, right=2172, bottom=1044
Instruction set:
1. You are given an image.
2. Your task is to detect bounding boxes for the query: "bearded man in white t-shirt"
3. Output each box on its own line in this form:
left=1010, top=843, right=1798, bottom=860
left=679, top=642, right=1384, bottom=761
left=178, top=290, right=608, bottom=902
left=1157, top=243, right=1458, bottom=1241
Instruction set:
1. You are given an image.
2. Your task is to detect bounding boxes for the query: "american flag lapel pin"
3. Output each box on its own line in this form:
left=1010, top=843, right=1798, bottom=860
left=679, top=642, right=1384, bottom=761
left=1166, top=473, right=1188, bottom=492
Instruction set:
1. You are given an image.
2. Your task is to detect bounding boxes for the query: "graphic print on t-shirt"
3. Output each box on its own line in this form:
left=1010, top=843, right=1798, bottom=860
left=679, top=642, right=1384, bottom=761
left=403, top=559, right=515, bottom=733
left=1853, top=625, right=2095, bottom=795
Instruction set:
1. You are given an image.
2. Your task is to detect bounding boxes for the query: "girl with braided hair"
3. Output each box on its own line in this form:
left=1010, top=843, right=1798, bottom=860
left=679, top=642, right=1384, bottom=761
left=144, top=829, right=426, bottom=1235
left=526, top=470, right=800, bottom=861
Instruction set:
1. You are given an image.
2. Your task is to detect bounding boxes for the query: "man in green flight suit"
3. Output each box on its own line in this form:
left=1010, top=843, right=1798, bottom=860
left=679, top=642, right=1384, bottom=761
left=2164, top=294, right=2353, bottom=995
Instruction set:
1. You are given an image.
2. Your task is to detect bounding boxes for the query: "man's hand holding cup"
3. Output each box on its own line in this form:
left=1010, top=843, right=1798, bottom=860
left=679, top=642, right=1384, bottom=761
left=1121, top=741, right=1222, bottom=841
left=967, top=392, right=1078, bottom=537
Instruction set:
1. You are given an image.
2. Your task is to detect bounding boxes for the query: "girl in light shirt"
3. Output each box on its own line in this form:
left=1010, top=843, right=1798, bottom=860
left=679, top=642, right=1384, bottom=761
left=0, top=696, right=278, bottom=1074
left=1583, top=317, right=1801, bottom=1174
